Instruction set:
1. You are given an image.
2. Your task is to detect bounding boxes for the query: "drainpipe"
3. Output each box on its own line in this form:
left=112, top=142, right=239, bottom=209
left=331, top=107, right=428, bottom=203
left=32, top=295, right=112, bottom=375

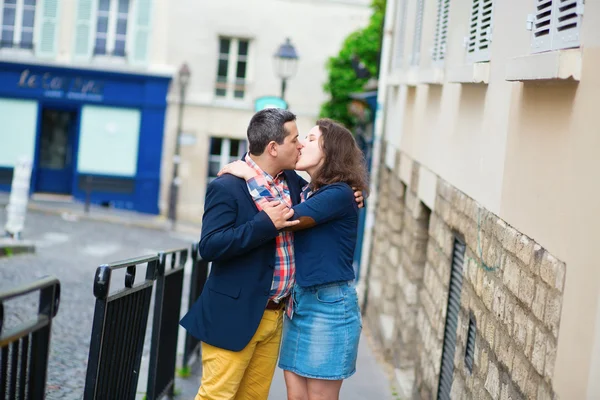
left=358, top=0, right=395, bottom=311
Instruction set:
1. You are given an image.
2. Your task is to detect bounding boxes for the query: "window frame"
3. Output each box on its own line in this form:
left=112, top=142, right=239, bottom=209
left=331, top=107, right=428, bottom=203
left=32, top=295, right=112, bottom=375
left=0, top=0, right=37, bottom=50
left=214, top=37, right=251, bottom=101
left=207, top=137, right=248, bottom=183
left=93, top=0, right=133, bottom=58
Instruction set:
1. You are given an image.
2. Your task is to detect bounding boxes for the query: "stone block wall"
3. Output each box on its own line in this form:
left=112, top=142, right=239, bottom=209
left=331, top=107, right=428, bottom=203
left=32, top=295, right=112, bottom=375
left=365, top=149, right=566, bottom=400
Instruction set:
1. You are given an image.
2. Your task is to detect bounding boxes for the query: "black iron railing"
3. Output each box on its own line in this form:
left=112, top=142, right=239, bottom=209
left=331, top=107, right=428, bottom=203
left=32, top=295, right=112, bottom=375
left=0, top=276, right=60, bottom=400
left=182, top=243, right=209, bottom=370
left=84, top=255, right=160, bottom=400
left=146, top=248, right=188, bottom=400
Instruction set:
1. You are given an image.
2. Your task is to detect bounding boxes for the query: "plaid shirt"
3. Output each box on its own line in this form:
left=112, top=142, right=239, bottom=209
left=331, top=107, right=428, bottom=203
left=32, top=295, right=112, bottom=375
left=244, top=155, right=295, bottom=302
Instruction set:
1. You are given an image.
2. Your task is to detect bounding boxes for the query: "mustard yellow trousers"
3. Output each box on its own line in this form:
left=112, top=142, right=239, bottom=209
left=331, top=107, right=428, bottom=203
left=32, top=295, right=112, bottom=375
left=195, top=308, right=283, bottom=400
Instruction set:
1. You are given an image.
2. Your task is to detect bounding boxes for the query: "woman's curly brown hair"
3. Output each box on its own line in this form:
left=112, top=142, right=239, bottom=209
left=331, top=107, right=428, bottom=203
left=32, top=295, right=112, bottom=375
left=309, top=118, right=369, bottom=195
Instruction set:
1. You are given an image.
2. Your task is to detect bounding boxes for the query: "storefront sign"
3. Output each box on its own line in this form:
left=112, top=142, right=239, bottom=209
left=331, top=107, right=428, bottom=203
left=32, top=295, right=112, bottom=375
left=254, top=96, right=288, bottom=111
left=18, top=69, right=105, bottom=101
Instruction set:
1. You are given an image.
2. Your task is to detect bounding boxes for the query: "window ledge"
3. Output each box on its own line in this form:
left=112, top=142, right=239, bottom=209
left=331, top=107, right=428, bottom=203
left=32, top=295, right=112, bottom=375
left=419, top=68, right=444, bottom=85
left=387, top=67, right=419, bottom=87
left=505, top=49, right=581, bottom=82
left=447, top=62, right=490, bottom=84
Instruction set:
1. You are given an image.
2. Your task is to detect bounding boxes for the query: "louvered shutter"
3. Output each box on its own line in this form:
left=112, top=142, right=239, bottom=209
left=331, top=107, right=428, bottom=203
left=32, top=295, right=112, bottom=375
left=531, top=0, right=554, bottom=53
left=551, top=0, right=583, bottom=50
left=35, top=0, right=60, bottom=58
left=466, top=0, right=493, bottom=62
left=531, top=0, right=583, bottom=53
left=436, top=237, right=465, bottom=400
left=431, top=0, right=450, bottom=65
left=410, top=0, right=425, bottom=65
left=130, top=0, right=153, bottom=65
left=393, top=0, right=407, bottom=69
left=73, top=0, right=97, bottom=60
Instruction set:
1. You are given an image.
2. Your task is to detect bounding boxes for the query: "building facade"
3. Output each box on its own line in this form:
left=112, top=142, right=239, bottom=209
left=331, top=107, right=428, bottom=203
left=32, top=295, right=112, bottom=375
left=361, top=0, right=600, bottom=399
left=0, top=0, right=174, bottom=214
left=158, top=0, right=371, bottom=223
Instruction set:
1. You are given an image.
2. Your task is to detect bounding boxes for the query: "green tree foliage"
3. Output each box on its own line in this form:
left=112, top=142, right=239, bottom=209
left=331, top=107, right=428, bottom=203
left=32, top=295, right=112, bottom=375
left=320, top=0, right=386, bottom=129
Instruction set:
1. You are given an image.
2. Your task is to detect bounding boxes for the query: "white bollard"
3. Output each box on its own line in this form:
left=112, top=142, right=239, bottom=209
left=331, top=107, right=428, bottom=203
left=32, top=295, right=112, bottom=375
left=4, top=158, right=33, bottom=239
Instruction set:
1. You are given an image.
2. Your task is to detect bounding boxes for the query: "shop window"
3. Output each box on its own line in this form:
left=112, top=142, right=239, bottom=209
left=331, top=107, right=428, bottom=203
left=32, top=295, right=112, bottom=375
left=0, top=0, right=36, bottom=50
left=215, top=37, right=250, bottom=100
left=208, top=137, right=247, bottom=183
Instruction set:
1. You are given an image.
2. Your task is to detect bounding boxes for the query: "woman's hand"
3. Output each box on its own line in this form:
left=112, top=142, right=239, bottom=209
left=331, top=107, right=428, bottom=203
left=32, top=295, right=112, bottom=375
left=217, top=160, right=256, bottom=180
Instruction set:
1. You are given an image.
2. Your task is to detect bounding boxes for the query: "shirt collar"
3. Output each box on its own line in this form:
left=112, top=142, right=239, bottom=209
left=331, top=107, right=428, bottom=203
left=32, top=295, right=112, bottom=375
left=244, top=153, right=284, bottom=182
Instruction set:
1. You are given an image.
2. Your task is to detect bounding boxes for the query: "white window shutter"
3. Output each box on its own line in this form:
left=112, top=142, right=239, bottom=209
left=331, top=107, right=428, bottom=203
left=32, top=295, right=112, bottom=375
left=393, top=0, right=407, bottom=69
left=432, top=0, right=450, bottom=65
left=130, top=0, right=153, bottom=65
left=551, top=0, right=583, bottom=50
left=531, top=0, right=553, bottom=53
left=73, top=0, right=97, bottom=60
left=467, top=0, right=493, bottom=63
left=35, top=0, right=60, bottom=58
left=411, top=0, right=425, bottom=65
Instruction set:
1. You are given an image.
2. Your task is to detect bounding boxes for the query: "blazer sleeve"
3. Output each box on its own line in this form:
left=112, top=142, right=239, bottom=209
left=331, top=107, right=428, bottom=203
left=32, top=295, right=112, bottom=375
left=198, top=180, right=279, bottom=262
left=291, top=185, right=354, bottom=226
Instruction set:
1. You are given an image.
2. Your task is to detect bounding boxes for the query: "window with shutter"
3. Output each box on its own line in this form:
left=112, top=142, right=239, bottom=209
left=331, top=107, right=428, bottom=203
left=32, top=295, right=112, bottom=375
left=392, top=0, right=407, bottom=69
left=551, top=0, right=583, bottom=50
left=437, top=236, right=465, bottom=400
left=466, top=0, right=493, bottom=63
left=531, top=0, right=553, bottom=53
left=73, top=0, right=97, bottom=59
left=410, top=0, right=425, bottom=66
left=530, top=0, right=583, bottom=53
left=431, top=0, right=450, bottom=66
left=36, top=0, right=59, bottom=58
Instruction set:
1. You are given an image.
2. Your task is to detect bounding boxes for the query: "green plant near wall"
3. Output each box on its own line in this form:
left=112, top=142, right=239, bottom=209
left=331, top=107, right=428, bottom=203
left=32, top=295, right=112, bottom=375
left=320, top=0, right=386, bottom=130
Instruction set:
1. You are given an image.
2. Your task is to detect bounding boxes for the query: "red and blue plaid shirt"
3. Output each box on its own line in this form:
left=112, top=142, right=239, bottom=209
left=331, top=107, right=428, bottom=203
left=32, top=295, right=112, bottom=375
left=244, top=155, right=295, bottom=302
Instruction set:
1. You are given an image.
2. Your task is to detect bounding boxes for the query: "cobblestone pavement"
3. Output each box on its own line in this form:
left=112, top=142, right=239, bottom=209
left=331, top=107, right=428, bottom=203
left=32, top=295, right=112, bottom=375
left=0, top=211, right=197, bottom=400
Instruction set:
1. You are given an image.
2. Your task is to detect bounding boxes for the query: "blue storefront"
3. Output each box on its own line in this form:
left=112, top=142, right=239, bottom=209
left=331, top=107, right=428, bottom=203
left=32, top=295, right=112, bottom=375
left=0, top=61, right=171, bottom=214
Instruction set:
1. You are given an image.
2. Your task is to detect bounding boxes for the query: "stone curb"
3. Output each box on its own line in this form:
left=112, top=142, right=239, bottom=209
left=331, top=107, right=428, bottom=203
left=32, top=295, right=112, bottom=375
left=1, top=201, right=201, bottom=235
left=0, top=239, right=35, bottom=257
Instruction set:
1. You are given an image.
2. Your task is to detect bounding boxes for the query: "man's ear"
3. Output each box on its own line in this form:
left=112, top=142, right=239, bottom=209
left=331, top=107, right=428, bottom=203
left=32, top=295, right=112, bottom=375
left=267, top=141, right=278, bottom=157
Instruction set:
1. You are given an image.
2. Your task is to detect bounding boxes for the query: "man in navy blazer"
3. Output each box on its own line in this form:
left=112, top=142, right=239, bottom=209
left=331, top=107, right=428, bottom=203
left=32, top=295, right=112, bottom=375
left=180, top=108, right=308, bottom=399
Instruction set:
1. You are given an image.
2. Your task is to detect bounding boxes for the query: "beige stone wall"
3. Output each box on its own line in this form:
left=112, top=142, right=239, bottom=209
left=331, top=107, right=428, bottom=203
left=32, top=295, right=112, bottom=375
left=365, top=149, right=567, bottom=399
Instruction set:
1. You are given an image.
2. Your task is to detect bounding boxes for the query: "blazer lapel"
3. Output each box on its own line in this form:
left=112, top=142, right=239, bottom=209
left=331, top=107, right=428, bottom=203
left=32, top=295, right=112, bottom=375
left=283, top=170, right=302, bottom=205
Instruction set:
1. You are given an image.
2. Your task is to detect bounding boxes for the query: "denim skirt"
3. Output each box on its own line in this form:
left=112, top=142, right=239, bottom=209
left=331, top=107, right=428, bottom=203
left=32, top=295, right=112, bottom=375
left=278, top=281, right=362, bottom=380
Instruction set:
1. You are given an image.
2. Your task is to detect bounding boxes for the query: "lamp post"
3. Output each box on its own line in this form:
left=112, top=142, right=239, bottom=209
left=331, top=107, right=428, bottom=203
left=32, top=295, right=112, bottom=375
left=167, top=62, right=191, bottom=228
left=273, top=38, right=299, bottom=102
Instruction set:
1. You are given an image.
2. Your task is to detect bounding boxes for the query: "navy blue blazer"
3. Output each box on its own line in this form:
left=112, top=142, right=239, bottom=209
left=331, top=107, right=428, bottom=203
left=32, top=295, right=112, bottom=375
left=180, top=170, right=307, bottom=352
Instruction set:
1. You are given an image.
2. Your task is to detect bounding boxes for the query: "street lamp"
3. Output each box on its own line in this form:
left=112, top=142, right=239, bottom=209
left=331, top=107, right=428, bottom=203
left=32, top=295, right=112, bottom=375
left=273, top=38, right=299, bottom=101
left=167, top=62, right=191, bottom=228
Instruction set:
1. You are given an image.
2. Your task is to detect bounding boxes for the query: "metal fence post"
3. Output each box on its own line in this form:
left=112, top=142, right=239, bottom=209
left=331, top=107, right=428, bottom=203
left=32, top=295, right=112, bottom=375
left=146, top=248, right=187, bottom=400
left=84, top=255, right=159, bottom=400
left=0, top=276, right=61, bottom=400
left=182, top=243, right=209, bottom=369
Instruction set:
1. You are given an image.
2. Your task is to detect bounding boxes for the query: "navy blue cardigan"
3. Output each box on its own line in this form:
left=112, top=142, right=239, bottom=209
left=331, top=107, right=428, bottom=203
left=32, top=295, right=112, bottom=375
left=291, top=182, right=358, bottom=287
